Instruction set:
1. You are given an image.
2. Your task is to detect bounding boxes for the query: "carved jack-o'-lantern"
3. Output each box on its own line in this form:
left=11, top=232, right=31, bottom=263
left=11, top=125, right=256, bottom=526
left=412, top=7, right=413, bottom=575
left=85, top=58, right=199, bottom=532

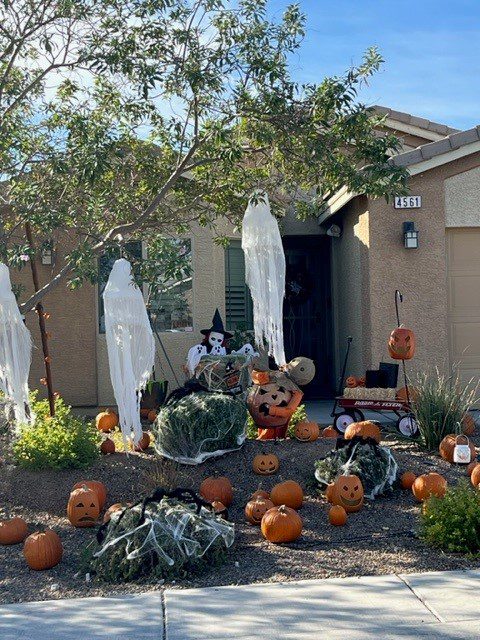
left=67, top=486, right=100, bottom=528
left=326, top=474, right=364, bottom=513
left=245, top=497, right=274, bottom=525
left=252, top=452, right=280, bottom=475
left=294, top=421, right=320, bottom=442
left=248, top=383, right=293, bottom=427
left=388, top=327, right=415, bottom=360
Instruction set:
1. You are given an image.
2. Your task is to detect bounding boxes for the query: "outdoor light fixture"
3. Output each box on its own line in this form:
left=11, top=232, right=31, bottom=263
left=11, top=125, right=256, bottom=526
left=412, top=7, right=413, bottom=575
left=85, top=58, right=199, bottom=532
left=403, top=222, right=419, bottom=249
left=40, top=240, right=55, bottom=265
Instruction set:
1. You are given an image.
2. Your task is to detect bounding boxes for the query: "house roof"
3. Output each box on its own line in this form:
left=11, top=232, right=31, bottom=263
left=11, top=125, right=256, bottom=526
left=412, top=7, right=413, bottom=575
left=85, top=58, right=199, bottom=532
left=372, top=105, right=459, bottom=139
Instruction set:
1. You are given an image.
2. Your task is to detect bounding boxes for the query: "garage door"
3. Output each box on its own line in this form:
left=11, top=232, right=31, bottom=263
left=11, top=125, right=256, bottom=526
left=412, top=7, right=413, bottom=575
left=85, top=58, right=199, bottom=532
left=447, top=228, right=480, bottom=386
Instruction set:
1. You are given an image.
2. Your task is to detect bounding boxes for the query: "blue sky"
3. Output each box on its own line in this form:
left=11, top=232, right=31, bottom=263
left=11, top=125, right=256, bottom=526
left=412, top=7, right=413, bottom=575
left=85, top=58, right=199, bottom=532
left=268, top=0, right=479, bottom=130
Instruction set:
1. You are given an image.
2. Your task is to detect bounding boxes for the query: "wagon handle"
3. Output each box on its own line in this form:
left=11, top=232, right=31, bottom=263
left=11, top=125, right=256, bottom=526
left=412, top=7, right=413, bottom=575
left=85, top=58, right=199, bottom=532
left=394, top=289, right=412, bottom=408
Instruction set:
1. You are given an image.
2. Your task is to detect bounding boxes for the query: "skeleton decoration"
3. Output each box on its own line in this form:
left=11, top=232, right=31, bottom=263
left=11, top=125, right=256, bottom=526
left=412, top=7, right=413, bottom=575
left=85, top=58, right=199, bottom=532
left=186, top=308, right=258, bottom=377
left=242, top=193, right=286, bottom=367
left=0, top=263, right=33, bottom=428
left=103, top=259, right=155, bottom=446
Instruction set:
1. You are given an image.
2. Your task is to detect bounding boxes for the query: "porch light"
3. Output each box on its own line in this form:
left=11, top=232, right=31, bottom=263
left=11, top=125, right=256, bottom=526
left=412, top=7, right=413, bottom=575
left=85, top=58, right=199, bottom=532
left=403, top=222, right=419, bottom=249
left=41, top=240, right=55, bottom=265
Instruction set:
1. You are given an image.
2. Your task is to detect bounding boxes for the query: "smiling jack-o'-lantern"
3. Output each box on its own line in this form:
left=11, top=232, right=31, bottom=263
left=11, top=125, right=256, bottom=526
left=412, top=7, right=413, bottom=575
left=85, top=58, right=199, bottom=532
left=294, top=420, right=320, bottom=442
left=326, top=474, right=364, bottom=513
left=67, top=485, right=100, bottom=528
left=248, top=381, right=303, bottom=440
left=388, top=327, right=415, bottom=360
left=252, top=452, right=280, bottom=475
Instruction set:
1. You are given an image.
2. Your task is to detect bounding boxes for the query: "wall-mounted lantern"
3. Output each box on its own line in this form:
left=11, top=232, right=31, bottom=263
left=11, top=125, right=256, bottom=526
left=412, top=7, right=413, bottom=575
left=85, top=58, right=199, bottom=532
left=403, top=222, right=419, bottom=249
left=40, top=239, right=55, bottom=265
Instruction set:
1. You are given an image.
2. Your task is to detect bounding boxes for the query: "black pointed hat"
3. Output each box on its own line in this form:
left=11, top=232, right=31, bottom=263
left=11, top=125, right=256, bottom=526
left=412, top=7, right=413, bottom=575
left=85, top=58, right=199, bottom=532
left=201, top=308, right=233, bottom=339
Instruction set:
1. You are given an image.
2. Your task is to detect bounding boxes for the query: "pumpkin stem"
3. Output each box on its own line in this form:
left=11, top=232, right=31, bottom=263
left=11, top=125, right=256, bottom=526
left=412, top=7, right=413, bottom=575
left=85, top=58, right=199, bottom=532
left=278, top=505, right=288, bottom=513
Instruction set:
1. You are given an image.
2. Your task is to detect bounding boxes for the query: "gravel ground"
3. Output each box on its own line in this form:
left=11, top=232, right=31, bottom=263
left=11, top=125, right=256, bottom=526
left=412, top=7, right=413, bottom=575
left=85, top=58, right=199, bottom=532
left=1, top=428, right=480, bottom=604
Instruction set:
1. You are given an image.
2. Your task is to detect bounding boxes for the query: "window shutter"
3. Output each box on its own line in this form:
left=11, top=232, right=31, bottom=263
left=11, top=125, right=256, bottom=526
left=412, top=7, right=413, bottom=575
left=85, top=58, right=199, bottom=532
left=225, top=240, right=253, bottom=330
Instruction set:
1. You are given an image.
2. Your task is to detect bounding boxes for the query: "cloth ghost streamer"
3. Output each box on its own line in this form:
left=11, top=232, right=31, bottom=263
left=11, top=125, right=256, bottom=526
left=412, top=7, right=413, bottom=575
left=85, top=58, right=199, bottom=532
left=241, top=194, right=286, bottom=366
left=103, top=259, right=155, bottom=446
left=0, top=263, right=32, bottom=428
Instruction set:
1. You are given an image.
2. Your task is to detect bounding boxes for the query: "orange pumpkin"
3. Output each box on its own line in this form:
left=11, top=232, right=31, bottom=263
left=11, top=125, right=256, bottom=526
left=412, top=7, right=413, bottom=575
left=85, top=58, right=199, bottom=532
left=247, top=382, right=293, bottom=429
left=147, top=410, right=157, bottom=424
left=261, top=505, right=303, bottom=543
left=0, top=517, right=28, bottom=545
left=23, top=530, right=63, bottom=570
left=140, top=408, right=150, bottom=419
left=199, top=476, right=233, bottom=506
left=345, top=376, right=358, bottom=388
left=103, top=503, right=129, bottom=524
left=245, top=497, right=274, bottom=525
left=462, top=414, right=476, bottom=436
left=396, top=386, right=419, bottom=404
left=211, top=500, right=227, bottom=515
left=400, top=471, right=417, bottom=490
left=322, top=426, right=338, bottom=439
left=344, top=420, right=381, bottom=444
left=467, top=461, right=477, bottom=476
left=356, top=376, right=366, bottom=387
left=72, top=480, right=107, bottom=511
left=252, top=452, right=280, bottom=475
left=294, top=421, right=320, bottom=442
left=388, top=327, right=415, bottom=360
left=270, top=480, right=303, bottom=510
left=439, top=434, right=476, bottom=464
left=412, top=472, right=447, bottom=501
left=100, top=438, right=115, bottom=455
left=326, top=474, right=364, bottom=513
left=470, top=464, right=480, bottom=488
left=250, top=489, right=270, bottom=501
left=67, top=485, right=100, bottom=527
left=131, top=432, right=151, bottom=452
left=328, top=505, right=347, bottom=526
left=95, top=408, right=119, bottom=433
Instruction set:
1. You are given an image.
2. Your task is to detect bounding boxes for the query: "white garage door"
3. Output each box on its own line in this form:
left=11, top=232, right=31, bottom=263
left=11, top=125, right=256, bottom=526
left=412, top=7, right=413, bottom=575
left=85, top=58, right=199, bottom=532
left=447, top=228, right=480, bottom=386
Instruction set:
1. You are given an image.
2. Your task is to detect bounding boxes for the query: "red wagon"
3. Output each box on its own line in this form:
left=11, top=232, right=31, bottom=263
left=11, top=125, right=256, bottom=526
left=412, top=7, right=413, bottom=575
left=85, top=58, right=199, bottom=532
left=333, top=396, right=419, bottom=438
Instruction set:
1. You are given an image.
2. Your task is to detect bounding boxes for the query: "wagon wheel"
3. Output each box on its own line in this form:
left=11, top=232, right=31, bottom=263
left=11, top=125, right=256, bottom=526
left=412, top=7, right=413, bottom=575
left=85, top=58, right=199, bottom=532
left=396, top=413, right=419, bottom=438
left=333, top=409, right=365, bottom=434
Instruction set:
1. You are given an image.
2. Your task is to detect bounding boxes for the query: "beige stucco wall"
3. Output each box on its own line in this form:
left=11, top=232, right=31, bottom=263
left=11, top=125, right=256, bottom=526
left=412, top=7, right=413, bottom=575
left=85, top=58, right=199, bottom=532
left=330, top=196, right=370, bottom=381
left=445, top=164, right=480, bottom=227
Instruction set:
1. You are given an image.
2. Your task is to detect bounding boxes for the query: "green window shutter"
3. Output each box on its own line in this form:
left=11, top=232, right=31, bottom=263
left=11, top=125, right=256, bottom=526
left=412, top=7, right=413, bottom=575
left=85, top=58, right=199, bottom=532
left=225, top=240, right=253, bottom=330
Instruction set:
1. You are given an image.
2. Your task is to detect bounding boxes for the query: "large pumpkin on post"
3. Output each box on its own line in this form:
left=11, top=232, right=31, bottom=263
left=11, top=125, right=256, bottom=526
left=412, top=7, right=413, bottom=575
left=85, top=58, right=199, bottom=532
left=23, top=530, right=63, bottom=570
left=294, top=421, right=320, bottom=442
left=95, top=408, right=119, bottom=433
left=199, top=476, right=233, bottom=506
left=252, top=452, right=280, bottom=475
left=388, top=327, right=415, bottom=360
left=326, top=474, right=364, bottom=513
left=270, top=480, right=303, bottom=510
left=67, top=485, right=100, bottom=527
left=344, top=421, right=381, bottom=444
left=439, top=434, right=476, bottom=464
left=0, top=517, right=28, bottom=545
left=412, top=472, right=447, bottom=501
left=261, top=505, right=303, bottom=543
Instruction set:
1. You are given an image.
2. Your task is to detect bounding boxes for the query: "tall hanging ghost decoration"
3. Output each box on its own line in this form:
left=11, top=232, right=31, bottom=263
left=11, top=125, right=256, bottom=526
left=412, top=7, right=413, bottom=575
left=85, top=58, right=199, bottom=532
left=0, top=263, right=33, bottom=428
left=241, top=193, right=286, bottom=366
left=103, top=258, right=155, bottom=446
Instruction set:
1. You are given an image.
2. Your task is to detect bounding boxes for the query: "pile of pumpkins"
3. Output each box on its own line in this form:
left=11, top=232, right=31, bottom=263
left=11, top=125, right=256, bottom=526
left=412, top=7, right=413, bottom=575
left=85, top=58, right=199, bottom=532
left=95, top=408, right=151, bottom=453
left=67, top=479, right=128, bottom=528
left=0, top=518, right=63, bottom=571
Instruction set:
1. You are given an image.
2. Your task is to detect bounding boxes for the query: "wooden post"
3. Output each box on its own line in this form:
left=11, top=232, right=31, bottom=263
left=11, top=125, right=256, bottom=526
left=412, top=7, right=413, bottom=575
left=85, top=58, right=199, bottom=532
left=24, top=223, right=55, bottom=417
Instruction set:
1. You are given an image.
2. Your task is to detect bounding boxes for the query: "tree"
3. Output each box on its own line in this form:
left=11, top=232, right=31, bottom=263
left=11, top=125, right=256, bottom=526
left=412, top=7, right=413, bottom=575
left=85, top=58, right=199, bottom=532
left=1, top=0, right=407, bottom=316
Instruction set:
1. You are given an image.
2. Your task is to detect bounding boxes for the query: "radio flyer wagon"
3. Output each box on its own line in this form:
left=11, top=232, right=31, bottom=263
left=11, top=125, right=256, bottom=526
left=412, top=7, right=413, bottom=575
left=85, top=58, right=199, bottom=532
left=332, top=395, right=419, bottom=438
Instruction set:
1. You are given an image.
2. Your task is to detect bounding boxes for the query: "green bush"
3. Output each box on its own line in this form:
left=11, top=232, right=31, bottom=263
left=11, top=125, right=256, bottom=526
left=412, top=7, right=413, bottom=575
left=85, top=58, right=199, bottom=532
left=13, top=393, right=100, bottom=470
left=412, top=365, right=478, bottom=450
left=246, top=403, right=307, bottom=439
left=420, top=481, right=480, bottom=554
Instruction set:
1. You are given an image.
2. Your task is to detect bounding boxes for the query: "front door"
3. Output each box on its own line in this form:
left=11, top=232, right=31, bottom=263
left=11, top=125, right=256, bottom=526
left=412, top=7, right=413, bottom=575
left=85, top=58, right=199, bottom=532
left=283, top=236, right=333, bottom=399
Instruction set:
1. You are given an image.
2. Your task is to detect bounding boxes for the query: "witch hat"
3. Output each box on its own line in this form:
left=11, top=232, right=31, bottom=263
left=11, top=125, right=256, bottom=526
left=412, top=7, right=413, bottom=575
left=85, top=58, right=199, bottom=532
left=201, top=308, right=233, bottom=339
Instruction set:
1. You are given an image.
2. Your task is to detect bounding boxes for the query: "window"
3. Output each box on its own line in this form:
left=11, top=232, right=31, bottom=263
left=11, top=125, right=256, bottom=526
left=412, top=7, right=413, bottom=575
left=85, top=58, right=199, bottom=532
left=98, top=239, right=193, bottom=334
left=225, top=240, right=253, bottom=331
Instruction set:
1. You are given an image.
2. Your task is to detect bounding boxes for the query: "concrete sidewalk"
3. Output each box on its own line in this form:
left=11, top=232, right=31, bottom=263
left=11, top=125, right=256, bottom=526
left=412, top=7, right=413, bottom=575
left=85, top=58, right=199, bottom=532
left=1, top=569, right=480, bottom=639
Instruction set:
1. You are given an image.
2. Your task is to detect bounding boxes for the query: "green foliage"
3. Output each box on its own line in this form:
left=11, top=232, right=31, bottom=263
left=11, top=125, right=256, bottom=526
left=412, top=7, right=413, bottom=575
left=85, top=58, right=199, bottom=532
left=246, top=402, right=307, bottom=439
left=1, top=1, right=407, bottom=313
left=13, top=393, right=100, bottom=470
left=412, top=366, right=478, bottom=451
left=153, top=391, right=247, bottom=463
left=420, top=481, right=480, bottom=555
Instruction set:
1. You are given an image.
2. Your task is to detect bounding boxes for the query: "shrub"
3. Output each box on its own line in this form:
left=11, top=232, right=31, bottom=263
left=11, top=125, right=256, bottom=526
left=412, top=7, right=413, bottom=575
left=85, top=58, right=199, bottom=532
left=13, top=393, right=100, bottom=470
left=412, top=365, right=478, bottom=450
left=420, top=481, right=480, bottom=554
left=246, top=403, right=307, bottom=439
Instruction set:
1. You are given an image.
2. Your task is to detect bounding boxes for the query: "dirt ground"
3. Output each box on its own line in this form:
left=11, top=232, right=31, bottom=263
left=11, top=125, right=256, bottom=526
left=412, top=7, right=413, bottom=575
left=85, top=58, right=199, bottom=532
left=1, top=428, right=479, bottom=604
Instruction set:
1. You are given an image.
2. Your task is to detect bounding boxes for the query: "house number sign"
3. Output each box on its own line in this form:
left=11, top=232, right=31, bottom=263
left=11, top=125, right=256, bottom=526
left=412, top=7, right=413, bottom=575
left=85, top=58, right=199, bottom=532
left=394, top=195, right=422, bottom=209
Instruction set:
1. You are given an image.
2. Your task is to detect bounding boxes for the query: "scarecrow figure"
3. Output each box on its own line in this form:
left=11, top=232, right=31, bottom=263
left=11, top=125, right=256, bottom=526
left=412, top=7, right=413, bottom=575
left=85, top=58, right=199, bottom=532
left=247, top=355, right=315, bottom=440
left=186, top=308, right=257, bottom=377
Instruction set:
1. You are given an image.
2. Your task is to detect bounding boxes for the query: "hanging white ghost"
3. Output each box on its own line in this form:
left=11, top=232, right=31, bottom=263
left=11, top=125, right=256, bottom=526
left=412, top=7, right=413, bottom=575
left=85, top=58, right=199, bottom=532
left=241, top=193, right=286, bottom=367
left=0, top=263, right=33, bottom=428
left=103, top=258, right=155, bottom=446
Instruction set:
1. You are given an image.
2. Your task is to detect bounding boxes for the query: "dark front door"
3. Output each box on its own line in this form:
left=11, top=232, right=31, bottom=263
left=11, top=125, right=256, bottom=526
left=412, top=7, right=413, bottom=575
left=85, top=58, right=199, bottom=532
left=283, top=236, right=333, bottom=399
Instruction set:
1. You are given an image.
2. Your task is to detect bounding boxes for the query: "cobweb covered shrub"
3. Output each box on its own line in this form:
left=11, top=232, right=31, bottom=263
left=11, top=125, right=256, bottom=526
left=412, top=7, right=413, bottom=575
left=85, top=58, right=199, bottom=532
left=13, top=392, right=100, bottom=470
left=153, top=391, right=247, bottom=464
left=420, top=481, right=480, bottom=555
